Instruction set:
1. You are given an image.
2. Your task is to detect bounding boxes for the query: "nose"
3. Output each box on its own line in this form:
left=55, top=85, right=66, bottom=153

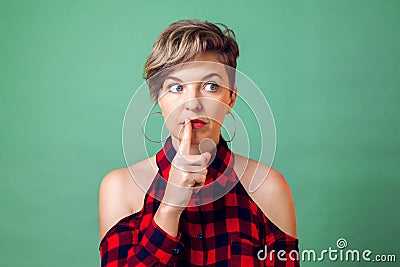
left=184, top=84, right=202, bottom=111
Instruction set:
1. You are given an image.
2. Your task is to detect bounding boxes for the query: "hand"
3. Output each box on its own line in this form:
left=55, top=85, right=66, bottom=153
left=161, top=119, right=211, bottom=212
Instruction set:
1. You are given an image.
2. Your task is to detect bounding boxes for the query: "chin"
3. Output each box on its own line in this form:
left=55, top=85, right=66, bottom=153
left=195, top=132, right=219, bottom=142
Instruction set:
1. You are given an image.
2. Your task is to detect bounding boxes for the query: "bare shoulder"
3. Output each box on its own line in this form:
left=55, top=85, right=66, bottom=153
left=98, top=156, right=157, bottom=241
left=233, top=153, right=298, bottom=238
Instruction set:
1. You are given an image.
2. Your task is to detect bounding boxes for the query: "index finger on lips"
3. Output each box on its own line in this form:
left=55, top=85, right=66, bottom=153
left=179, top=119, right=192, bottom=156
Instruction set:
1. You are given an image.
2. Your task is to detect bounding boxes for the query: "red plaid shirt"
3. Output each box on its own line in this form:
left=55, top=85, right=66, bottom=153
left=99, top=135, right=300, bottom=266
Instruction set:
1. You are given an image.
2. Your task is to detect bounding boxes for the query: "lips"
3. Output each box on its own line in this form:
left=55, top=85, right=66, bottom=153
left=182, top=118, right=207, bottom=129
left=190, top=119, right=206, bottom=124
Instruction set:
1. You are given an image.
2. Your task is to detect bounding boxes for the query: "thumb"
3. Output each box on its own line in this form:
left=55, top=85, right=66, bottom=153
left=202, top=152, right=212, bottom=165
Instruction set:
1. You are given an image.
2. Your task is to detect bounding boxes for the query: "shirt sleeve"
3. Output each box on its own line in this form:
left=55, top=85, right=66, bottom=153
left=263, top=233, right=300, bottom=267
left=99, top=216, right=185, bottom=267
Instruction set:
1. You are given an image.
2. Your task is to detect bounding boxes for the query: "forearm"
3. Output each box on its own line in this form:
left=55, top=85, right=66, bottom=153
left=100, top=205, right=184, bottom=267
left=153, top=203, right=183, bottom=238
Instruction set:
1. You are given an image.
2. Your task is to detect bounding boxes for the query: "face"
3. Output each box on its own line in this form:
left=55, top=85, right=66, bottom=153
left=157, top=52, right=237, bottom=153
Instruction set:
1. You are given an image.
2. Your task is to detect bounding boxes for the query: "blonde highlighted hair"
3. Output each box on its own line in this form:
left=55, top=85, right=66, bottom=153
left=143, top=19, right=240, bottom=102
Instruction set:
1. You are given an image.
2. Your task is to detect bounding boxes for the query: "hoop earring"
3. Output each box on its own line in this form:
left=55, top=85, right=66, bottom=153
left=223, top=111, right=236, bottom=142
left=141, top=111, right=168, bottom=143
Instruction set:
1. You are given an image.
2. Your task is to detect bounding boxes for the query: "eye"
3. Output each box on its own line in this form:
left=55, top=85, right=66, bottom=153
left=168, top=84, right=183, bottom=93
left=203, top=82, right=219, bottom=92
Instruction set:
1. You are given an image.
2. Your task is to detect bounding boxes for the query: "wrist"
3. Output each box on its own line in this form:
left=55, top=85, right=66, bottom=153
left=158, top=202, right=184, bottom=217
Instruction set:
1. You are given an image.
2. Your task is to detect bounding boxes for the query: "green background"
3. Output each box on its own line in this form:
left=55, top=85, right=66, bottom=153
left=1, top=0, right=399, bottom=266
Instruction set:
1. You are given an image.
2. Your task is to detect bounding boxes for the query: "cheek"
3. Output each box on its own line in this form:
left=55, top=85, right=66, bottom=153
left=163, top=109, right=178, bottom=125
left=160, top=103, right=182, bottom=135
left=160, top=97, right=179, bottom=118
left=204, top=99, right=227, bottom=125
left=162, top=114, right=179, bottom=137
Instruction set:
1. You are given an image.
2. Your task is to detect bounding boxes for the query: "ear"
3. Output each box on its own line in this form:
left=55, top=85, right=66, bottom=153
left=227, top=85, right=238, bottom=112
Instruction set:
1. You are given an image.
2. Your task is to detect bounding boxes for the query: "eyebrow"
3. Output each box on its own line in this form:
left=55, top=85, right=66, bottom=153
left=165, top=72, right=223, bottom=82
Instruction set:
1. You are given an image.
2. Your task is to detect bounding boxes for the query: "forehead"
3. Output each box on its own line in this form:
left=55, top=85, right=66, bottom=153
left=164, top=61, right=229, bottom=84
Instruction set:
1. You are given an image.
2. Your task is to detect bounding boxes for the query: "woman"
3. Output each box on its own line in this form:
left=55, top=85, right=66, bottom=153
left=98, top=19, right=300, bottom=266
